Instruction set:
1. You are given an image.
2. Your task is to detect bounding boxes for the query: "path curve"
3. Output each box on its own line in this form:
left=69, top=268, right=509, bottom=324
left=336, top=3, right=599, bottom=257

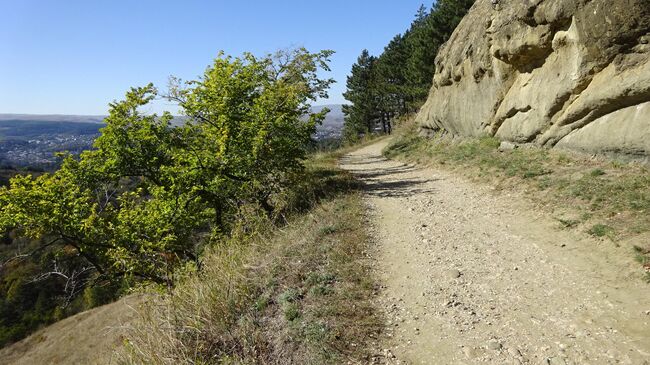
left=340, top=139, right=650, bottom=365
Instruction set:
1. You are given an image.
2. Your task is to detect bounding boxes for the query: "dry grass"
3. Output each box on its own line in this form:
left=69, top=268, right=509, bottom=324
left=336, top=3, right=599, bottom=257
left=119, top=155, right=382, bottom=364
left=384, top=123, right=650, bottom=280
left=0, top=296, right=141, bottom=365
left=0, top=151, right=382, bottom=364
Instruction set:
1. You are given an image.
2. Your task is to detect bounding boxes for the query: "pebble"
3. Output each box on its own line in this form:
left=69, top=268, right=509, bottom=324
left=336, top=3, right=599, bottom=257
left=547, top=357, right=566, bottom=365
left=487, top=340, right=502, bottom=350
left=382, top=349, right=395, bottom=359
left=448, top=269, right=461, bottom=278
left=508, top=348, right=522, bottom=358
left=463, top=347, right=485, bottom=358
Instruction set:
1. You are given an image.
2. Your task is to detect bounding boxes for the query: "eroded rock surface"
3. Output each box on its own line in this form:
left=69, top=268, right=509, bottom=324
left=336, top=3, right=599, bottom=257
left=416, top=0, right=650, bottom=162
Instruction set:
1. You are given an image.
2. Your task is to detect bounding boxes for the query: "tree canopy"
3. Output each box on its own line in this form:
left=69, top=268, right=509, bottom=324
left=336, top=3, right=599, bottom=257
left=342, top=0, right=475, bottom=141
left=0, top=48, right=334, bottom=299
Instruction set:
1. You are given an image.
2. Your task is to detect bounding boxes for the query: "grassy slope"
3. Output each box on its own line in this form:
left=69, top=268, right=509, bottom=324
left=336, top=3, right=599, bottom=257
left=0, top=296, right=140, bottom=365
left=384, top=123, right=650, bottom=281
left=0, top=151, right=382, bottom=364
left=120, top=152, right=381, bottom=364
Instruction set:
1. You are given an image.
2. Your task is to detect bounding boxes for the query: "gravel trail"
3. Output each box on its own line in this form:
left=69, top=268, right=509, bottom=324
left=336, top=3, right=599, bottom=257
left=340, top=139, right=650, bottom=365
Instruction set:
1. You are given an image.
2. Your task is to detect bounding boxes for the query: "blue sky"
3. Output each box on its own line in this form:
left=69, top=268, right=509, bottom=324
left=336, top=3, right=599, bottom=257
left=0, top=0, right=431, bottom=115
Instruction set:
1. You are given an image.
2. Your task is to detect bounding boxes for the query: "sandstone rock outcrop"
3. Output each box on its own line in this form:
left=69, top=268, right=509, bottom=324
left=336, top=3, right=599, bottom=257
left=416, top=0, right=650, bottom=162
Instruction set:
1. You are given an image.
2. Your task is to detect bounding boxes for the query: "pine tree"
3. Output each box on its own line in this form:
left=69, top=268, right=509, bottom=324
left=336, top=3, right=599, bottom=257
left=375, top=34, right=409, bottom=116
left=343, top=50, right=378, bottom=141
left=404, top=5, right=437, bottom=104
left=342, top=1, right=475, bottom=136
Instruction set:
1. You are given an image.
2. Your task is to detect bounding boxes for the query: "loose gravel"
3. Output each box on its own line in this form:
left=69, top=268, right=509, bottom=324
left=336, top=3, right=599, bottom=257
left=340, top=140, right=650, bottom=365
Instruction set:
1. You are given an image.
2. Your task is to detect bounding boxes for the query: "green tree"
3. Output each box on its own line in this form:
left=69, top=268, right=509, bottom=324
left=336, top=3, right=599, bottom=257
left=167, top=48, right=334, bottom=217
left=342, top=49, right=378, bottom=142
left=375, top=33, right=410, bottom=115
left=404, top=4, right=437, bottom=103
left=0, top=48, right=334, bottom=293
left=342, top=1, right=475, bottom=127
left=407, top=0, right=475, bottom=100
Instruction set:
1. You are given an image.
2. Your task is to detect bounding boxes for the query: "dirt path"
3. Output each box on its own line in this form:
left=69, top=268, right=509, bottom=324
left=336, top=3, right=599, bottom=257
left=340, top=140, right=650, bottom=365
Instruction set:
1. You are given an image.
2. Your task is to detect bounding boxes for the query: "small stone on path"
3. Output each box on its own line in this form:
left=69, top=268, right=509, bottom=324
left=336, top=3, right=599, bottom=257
left=487, top=340, right=502, bottom=350
left=547, top=357, right=566, bottom=365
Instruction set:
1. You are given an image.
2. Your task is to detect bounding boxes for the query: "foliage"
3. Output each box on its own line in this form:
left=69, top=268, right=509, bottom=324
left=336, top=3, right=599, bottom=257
left=0, top=234, right=129, bottom=347
left=633, top=246, right=650, bottom=283
left=165, top=49, right=334, bottom=218
left=342, top=0, right=475, bottom=142
left=120, top=155, right=380, bottom=364
left=0, top=48, right=334, bottom=346
left=587, top=224, right=615, bottom=239
left=342, top=50, right=378, bottom=141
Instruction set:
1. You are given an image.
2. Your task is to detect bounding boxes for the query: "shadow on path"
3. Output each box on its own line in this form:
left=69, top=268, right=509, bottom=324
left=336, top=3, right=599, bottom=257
left=341, top=156, right=439, bottom=198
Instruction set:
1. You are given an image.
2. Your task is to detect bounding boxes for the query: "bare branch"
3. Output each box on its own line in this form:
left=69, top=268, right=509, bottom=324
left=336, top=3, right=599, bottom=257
left=0, top=237, right=63, bottom=270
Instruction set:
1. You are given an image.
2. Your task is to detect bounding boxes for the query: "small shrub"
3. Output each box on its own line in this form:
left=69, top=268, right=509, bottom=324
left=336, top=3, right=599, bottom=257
left=278, top=288, right=301, bottom=304
left=634, top=246, right=650, bottom=283
left=254, top=294, right=271, bottom=311
left=590, top=168, right=606, bottom=177
left=523, top=168, right=550, bottom=179
left=633, top=246, right=649, bottom=262
left=587, top=224, right=615, bottom=238
left=283, top=303, right=301, bottom=321
left=319, top=225, right=338, bottom=235
left=556, top=153, right=572, bottom=164
left=308, top=285, right=333, bottom=296
left=305, top=272, right=335, bottom=287
left=538, top=176, right=552, bottom=190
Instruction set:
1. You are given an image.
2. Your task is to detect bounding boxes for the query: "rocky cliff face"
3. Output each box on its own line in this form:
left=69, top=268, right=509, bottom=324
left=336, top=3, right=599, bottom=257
left=416, top=0, right=650, bottom=162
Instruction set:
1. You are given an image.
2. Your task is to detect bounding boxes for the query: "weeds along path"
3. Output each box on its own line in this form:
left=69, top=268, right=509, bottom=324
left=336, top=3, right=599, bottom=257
left=340, top=139, right=650, bottom=365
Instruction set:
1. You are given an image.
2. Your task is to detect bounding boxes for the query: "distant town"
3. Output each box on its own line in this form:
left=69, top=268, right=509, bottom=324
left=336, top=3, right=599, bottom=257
left=0, top=106, right=344, bottom=170
left=0, top=134, right=99, bottom=169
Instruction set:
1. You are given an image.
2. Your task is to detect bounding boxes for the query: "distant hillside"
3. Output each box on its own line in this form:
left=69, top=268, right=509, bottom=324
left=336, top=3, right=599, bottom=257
left=311, top=104, right=344, bottom=126
left=312, top=104, right=345, bottom=140
left=0, top=120, right=103, bottom=140
left=0, top=107, right=344, bottom=168
left=0, top=117, right=103, bottom=169
left=0, top=107, right=344, bottom=135
left=0, top=114, right=105, bottom=124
